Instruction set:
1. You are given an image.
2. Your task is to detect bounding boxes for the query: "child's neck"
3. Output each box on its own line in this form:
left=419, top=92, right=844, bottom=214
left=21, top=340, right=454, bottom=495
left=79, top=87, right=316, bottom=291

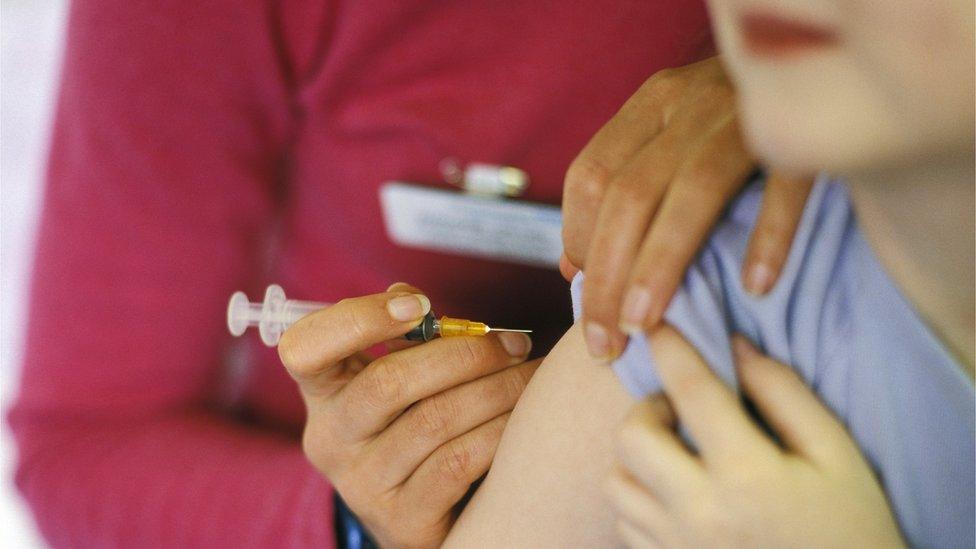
left=848, top=157, right=975, bottom=377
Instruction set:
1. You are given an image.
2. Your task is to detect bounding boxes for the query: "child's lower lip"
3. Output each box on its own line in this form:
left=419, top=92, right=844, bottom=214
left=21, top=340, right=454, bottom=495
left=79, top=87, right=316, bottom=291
left=739, top=12, right=839, bottom=58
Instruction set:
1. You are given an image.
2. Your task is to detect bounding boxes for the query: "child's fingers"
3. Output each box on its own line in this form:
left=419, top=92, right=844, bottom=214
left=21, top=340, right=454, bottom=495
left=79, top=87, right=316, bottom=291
left=649, top=326, right=776, bottom=465
left=615, top=518, right=662, bottom=549
left=615, top=396, right=705, bottom=502
left=605, top=469, right=674, bottom=548
left=731, top=335, right=859, bottom=467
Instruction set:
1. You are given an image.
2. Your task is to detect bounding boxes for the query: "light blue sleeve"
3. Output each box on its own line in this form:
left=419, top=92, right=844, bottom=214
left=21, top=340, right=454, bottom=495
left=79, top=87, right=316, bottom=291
left=569, top=177, right=975, bottom=548
left=570, top=251, right=740, bottom=398
left=571, top=178, right=843, bottom=400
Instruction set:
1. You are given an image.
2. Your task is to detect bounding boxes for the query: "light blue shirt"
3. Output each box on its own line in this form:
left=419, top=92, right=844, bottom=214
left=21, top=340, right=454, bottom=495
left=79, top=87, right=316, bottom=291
left=571, top=178, right=975, bottom=548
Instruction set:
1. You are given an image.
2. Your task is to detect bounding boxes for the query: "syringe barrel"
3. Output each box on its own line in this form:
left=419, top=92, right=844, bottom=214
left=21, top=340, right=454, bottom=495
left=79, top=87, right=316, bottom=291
left=228, top=285, right=328, bottom=346
left=256, top=298, right=325, bottom=346
left=278, top=300, right=324, bottom=326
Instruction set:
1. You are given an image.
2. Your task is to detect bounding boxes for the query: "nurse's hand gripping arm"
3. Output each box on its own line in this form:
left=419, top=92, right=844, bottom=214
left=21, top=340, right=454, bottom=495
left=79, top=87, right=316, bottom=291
left=607, top=333, right=905, bottom=548
left=560, top=56, right=814, bottom=358
left=277, top=283, right=535, bottom=548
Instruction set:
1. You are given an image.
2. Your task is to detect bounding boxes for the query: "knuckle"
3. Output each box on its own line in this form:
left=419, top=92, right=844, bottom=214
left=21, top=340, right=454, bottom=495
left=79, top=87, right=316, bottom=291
left=341, top=305, right=375, bottom=343
left=609, top=172, right=653, bottom=202
left=644, top=67, right=683, bottom=94
left=735, top=458, right=778, bottom=490
left=331, top=390, right=360, bottom=428
left=679, top=160, right=730, bottom=192
left=615, top=412, right=647, bottom=453
left=438, top=441, right=474, bottom=483
left=450, top=337, right=495, bottom=370
left=491, top=366, right=531, bottom=405
left=328, top=297, right=382, bottom=344
left=564, top=159, right=613, bottom=267
left=359, top=359, right=407, bottom=411
left=565, top=158, right=612, bottom=202
left=697, top=75, right=735, bottom=102
left=637, top=67, right=692, bottom=109
left=678, top=489, right=744, bottom=543
left=668, top=369, right=709, bottom=401
left=506, top=364, right=534, bottom=394
left=691, top=499, right=734, bottom=539
left=409, top=396, right=454, bottom=441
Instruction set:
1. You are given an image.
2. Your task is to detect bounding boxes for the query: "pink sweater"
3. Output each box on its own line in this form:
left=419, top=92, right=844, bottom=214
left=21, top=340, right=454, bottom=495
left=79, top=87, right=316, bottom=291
left=9, top=1, right=711, bottom=546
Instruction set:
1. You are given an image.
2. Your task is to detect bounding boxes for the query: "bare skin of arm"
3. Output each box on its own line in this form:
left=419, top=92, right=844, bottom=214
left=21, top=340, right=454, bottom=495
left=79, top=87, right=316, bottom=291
left=443, top=323, right=637, bottom=547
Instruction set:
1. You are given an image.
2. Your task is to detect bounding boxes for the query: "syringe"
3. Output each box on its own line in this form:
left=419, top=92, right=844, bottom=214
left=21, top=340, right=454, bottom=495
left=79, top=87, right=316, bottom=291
left=228, top=284, right=531, bottom=347
left=227, top=285, right=325, bottom=347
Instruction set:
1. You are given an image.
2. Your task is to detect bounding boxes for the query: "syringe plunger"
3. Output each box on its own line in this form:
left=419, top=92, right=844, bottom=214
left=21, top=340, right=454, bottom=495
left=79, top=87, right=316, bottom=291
left=227, top=284, right=325, bottom=346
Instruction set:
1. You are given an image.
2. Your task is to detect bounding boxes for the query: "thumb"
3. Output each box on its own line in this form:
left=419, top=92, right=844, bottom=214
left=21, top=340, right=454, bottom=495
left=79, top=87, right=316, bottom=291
left=384, top=281, right=426, bottom=352
left=731, top=335, right=857, bottom=466
left=386, top=281, right=424, bottom=294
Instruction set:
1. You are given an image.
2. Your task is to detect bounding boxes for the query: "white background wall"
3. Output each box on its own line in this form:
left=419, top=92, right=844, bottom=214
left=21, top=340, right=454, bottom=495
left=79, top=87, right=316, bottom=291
left=1, top=1, right=69, bottom=546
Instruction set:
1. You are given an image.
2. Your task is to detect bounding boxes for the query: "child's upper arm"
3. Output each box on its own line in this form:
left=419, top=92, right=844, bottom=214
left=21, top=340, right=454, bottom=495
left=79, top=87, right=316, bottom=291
left=443, top=323, right=636, bottom=547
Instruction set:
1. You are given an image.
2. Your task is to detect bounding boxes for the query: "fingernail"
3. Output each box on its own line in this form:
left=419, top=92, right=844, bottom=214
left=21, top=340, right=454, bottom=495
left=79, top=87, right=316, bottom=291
left=619, top=286, right=653, bottom=335
left=387, top=294, right=430, bottom=321
left=585, top=322, right=611, bottom=359
left=498, top=332, right=532, bottom=357
left=386, top=281, right=408, bottom=292
left=731, top=335, right=759, bottom=362
left=744, top=263, right=775, bottom=295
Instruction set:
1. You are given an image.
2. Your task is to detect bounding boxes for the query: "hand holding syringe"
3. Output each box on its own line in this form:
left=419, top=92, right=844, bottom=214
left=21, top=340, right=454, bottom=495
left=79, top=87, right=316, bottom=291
left=248, top=283, right=536, bottom=549
left=228, top=284, right=531, bottom=346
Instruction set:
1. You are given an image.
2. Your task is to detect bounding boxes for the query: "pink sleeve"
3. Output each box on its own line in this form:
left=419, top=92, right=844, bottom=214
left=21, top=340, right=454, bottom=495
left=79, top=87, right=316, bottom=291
left=7, top=1, right=335, bottom=546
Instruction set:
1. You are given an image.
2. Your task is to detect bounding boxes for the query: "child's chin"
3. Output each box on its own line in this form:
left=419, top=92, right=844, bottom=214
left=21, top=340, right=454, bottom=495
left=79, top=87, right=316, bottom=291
left=740, top=113, right=819, bottom=175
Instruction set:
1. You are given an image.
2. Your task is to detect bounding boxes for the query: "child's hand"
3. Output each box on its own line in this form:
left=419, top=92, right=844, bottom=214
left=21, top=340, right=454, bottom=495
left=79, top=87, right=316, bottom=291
left=606, top=331, right=905, bottom=548
left=560, top=56, right=814, bottom=359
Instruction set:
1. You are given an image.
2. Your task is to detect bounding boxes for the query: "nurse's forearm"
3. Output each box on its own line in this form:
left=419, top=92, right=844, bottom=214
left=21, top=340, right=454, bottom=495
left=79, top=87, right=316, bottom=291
left=443, top=324, right=635, bottom=547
